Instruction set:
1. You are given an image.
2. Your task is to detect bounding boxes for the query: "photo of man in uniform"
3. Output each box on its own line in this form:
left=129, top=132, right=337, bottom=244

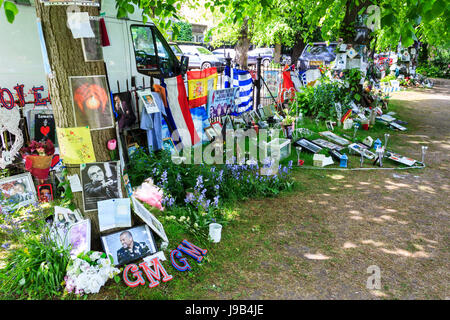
left=116, top=230, right=150, bottom=265
left=82, top=162, right=120, bottom=211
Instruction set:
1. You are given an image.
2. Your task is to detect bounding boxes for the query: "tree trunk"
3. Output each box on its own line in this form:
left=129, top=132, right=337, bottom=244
left=291, top=33, right=305, bottom=67
left=235, top=18, right=250, bottom=69
left=34, top=2, right=117, bottom=250
left=274, top=43, right=281, bottom=64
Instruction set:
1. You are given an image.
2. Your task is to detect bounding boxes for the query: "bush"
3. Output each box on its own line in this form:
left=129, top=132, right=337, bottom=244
left=417, top=47, right=450, bottom=79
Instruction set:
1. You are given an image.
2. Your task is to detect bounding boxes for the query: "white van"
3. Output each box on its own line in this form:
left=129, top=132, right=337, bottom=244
left=0, top=0, right=187, bottom=98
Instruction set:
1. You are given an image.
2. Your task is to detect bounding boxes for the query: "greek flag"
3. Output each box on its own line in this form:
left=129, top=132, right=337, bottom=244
left=382, top=87, right=403, bottom=93
left=225, top=67, right=253, bottom=116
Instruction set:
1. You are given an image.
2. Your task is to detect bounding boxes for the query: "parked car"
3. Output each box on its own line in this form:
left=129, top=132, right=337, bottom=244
left=297, top=42, right=338, bottom=70
left=178, top=45, right=224, bottom=71
left=247, top=48, right=274, bottom=67
left=169, top=42, right=184, bottom=61
left=212, top=48, right=236, bottom=64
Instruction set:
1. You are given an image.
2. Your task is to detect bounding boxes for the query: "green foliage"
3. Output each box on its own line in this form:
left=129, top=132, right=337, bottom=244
left=126, top=148, right=294, bottom=238
left=0, top=203, right=71, bottom=299
left=1, top=0, right=18, bottom=23
left=175, top=21, right=193, bottom=41
left=416, top=47, right=450, bottom=79
left=380, top=74, right=396, bottom=83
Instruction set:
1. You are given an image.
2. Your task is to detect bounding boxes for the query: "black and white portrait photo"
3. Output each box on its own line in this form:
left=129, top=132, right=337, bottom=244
left=101, top=225, right=157, bottom=266
left=81, top=161, right=121, bottom=212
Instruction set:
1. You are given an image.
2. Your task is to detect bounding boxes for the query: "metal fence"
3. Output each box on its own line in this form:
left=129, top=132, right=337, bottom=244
left=215, top=57, right=285, bottom=109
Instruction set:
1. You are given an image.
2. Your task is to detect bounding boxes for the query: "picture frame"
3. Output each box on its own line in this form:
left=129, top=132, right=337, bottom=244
left=211, top=121, right=223, bottom=136
left=319, top=131, right=351, bottom=146
left=293, top=138, right=323, bottom=154
left=81, top=18, right=103, bottom=62
left=101, top=224, right=157, bottom=266
left=67, top=219, right=91, bottom=257
left=37, top=183, right=53, bottom=202
left=131, top=196, right=168, bottom=244
left=223, top=115, right=234, bottom=131
left=204, top=125, right=218, bottom=141
left=53, top=206, right=84, bottom=228
left=0, top=173, right=37, bottom=212
left=69, top=75, right=114, bottom=130
left=50, top=216, right=90, bottom=257
left=312, top=139, right=345, bottom=152
left=80, top=161, right=122, bottom=212
left=162, top=137, right=176, bottom=154
left=138, top=90, right=160, bottom=114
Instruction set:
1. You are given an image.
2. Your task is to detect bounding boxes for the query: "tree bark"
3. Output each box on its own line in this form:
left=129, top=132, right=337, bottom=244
left=34, top=2, right=117, bottom=250
left=235, top=18, right=250, bottom=69
left=274, top=43, right=281, bottom=64
left=291, top=32, right=305, bottom=67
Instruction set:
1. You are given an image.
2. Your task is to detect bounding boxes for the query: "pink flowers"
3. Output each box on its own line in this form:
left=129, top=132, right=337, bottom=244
left=107, top=139, right=117, bottom=151
left=133, top=179, right=164, bottom=211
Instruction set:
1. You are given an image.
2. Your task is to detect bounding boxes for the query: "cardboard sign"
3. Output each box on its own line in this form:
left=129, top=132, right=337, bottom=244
left=207, top=87, right=238, bottom=118
left=34, top=113, right=56, bottom=144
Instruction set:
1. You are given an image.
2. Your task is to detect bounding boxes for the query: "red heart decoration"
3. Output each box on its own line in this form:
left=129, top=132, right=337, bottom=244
left=40, top=126, right=50, bottom=137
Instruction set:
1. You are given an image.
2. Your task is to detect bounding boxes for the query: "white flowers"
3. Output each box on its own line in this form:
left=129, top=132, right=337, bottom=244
left=65, top=251, right=120, bottom=295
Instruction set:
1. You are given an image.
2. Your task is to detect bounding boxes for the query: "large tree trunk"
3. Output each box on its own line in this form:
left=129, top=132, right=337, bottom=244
left=274, top=43, right=282, bottom=64
left=291, top=33, right=305, bottom=67
left=34, top=2, right=117, bottom=250
left=235, top=18, right=250, bottom=69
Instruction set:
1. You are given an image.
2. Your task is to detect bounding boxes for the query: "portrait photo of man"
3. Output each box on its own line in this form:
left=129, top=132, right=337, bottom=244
left=81, top=162, right=121, bottom=212
left=101, top=225, right=157, bottom=266
left=116, top=230, right=150, bottom=265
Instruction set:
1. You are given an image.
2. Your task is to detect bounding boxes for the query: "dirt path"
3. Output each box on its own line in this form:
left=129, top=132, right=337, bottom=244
left=211, top=83, right=450, bottom=300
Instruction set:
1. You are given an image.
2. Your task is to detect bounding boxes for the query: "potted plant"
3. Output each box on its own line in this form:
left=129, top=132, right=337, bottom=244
left=20, top=140, right=59, bottom=183
left=281, top=112, right=295, bottom=139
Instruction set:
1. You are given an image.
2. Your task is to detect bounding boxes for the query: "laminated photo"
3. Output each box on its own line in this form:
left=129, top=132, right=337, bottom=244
left=101, top=225, right=157, bottom=266
left=80, top=161, right=121, bottom=212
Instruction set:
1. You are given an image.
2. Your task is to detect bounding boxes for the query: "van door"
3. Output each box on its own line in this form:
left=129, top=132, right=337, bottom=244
left=102, top=17, right=133, bottom=93
left=128, top=23, right=182, bottom=81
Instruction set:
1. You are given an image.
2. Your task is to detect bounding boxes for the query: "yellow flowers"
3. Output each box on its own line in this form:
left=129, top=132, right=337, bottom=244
left=24, top=248, right=29, bottom=255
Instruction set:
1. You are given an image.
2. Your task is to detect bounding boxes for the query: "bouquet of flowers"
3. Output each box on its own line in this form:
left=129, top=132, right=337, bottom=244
left=64, top=251, right=120, bottom=295
left=20, top=140, right=55, bottom=157
left=20, top=140, right=59, bottom=181
left=133, top=178, right=164, bottom=211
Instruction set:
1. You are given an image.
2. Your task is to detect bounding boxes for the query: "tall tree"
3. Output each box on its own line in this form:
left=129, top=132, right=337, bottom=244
left=33, top=1, right=116, bottom=248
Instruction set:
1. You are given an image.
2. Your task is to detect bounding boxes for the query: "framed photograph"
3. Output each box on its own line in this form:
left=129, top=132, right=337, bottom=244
left=69, top=75, right=114, bottom=130
left=131, top=196, right=168, bottom=244
left=97, top=198, right=132, bottom=232
left=312, top=139, right=345, bottom=152
left=37, top=184, right=53, bottom=202
left=101, top=225, right=157, bottom=266
left=112, top=91, right=137, bottom=130
left=204, top=126, right=218, bottom=141
left=138, top=90, right=160, bottom=114
left=53, top=206, right=83, bottom=228
left=319, top=131, right=351, bottom=146
left=293, top=138, right=323, bottom=154
left=162, top=137, right=176, bottom=154
left=223, top=115, right=234, bottom=131
left=80, top=161, right=121, bottom=212
left=0, top=173, right=37, bottom=212
left=81, top=19, right=103, bottom=62
left=211, top=121, right=223, bottom=136
left=68, top=219, right=91, bottom=257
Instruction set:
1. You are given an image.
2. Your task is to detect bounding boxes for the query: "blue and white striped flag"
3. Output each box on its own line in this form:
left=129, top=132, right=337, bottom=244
left=225, top=67, right=253, bottom=116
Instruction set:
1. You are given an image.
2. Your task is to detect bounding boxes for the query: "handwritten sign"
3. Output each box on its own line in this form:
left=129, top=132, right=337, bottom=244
left=56, top=126, right=96, bottom=164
